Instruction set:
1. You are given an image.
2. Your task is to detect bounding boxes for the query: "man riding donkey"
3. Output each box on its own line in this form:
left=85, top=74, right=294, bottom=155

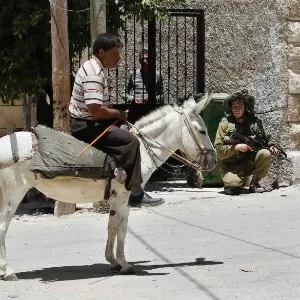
left=214, top=90, right=281, bottom=196
left=69, top=33, right=164, bottom=207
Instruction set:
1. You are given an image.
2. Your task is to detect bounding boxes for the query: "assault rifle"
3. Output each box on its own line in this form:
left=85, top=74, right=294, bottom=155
left=224, top=131, right=288, bottom=159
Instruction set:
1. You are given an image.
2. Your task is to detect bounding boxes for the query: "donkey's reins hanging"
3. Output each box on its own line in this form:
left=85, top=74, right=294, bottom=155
left=127, top=107, right=210, bottom=172
left=128, top=121, right=202, bottom=171
left=75, top=106, right=210, bottom=172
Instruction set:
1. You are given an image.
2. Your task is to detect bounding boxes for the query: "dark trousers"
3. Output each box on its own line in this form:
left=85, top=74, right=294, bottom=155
left=70, top=118, right=142, bottom=191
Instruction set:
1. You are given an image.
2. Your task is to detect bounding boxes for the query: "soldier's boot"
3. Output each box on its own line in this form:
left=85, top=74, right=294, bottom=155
left=249, top=176, right=266, bottom=193
left=249, top=149, right=271, bottom=193
left=224, top=187, right=241, bottom=196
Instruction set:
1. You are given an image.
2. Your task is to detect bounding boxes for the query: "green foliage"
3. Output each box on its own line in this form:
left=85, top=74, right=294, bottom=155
left=0, top=0, right=186, bottom=103
left=68, top=0, right=90, bottom=73
left=0, top=0, right=90, bottom=103
left=0, top=1, right=50, bottom=102
left=128, top=0, right=186, bottom=20
left=107, top=0, right=187, bottom=33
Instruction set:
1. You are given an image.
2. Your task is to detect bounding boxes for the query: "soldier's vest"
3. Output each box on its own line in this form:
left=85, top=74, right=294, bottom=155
left=222, top=117, right=266, bottom=165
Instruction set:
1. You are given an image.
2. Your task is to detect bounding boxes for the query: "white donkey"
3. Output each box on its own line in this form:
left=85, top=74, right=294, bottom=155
left=0, top=95, right=217, bottom=281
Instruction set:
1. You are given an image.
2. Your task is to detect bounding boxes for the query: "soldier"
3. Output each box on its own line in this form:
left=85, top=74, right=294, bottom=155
left=214, top=90, right=280, bottom=195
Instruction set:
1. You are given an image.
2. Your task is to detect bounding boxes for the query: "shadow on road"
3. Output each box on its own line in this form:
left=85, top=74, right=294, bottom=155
left=146, top=181, right=219, bottom=193
left=16, top=258, right=222, bottom=282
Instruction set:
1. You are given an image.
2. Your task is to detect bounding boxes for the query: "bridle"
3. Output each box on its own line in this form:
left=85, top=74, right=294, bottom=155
left=174, top=107, right=205, bottom=153
left=174, top=107, right=216, bottom=171
left=127, top=107, right=216, bottom=172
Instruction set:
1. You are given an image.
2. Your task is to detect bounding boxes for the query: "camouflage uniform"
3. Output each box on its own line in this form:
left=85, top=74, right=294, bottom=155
left=214, top=115, right=274, bottom=188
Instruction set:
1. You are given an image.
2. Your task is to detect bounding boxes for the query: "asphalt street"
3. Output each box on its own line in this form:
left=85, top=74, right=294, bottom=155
left=1, top=181, right=300, bottom=300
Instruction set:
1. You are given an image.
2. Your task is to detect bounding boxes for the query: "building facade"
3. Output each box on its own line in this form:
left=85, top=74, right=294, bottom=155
left=188, top=0, right=300, bottom=185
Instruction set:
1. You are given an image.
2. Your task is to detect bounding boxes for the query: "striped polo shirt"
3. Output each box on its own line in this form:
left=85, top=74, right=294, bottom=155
left=123, top=69, right=164, bottom=104
left=69, top=56, right=109, bottom=120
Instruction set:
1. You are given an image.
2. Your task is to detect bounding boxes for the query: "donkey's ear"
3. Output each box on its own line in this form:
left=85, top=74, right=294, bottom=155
left=193, top=93, right=205, bottom=103
left=183, top=95, right=196, bottom=113
left=194, top=93, right=213, bottom=114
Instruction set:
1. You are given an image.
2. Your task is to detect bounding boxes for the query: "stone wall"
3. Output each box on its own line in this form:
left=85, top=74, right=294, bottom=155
left=287, top=0, right=300, bottom=182
left=108, top=0, right=300, bottom=185
left=187, top=0, right=299, bottom=185
left=287, top=6, right=300, bottom=141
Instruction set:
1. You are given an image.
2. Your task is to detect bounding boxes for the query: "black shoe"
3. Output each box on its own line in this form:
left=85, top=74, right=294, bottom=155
left=224, top=187, right=241, bottom=196
left=129, top=192, right=165, bottom=207
left=128, top=192, right=144, bottom=207
left=141, top=192, right=165, bottom=207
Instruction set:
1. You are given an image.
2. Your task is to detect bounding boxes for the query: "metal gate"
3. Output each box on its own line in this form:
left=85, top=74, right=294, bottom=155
left=109, top=9, right=205, bottom=106
left=148, top=9, right=205, bottom=107
left=108, top=9, right=205, bottom=180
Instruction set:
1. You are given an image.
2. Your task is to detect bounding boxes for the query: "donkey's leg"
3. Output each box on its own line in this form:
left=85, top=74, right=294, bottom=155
left=105, top=208, right=121, bottom=272
left=0, top=166, right=31, bottom=281
left=115, top=196, right=134, bottom=274
left=105, top=181, right=124, bottom=272
left=0, top=190, right=28, bottom=281
left=105, top=181, right=131, bottom=273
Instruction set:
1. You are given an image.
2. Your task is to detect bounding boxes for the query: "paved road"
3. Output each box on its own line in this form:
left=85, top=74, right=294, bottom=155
left=1, top=181, right=300, bottom=300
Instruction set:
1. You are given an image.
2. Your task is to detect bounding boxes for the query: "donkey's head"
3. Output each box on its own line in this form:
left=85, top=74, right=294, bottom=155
left=178, top=94, right=217, bottom=171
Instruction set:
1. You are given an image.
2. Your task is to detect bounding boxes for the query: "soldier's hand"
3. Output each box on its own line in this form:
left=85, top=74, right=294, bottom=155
left=118, top=110, right=128, bottom=121
left=234, top=143, right=252, bottom=152
left=269, top=146, right=279, bottom=156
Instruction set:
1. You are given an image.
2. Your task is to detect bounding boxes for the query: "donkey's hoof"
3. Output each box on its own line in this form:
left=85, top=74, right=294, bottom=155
left=4, top=273, right=18, bottom=281
left=120, top=265, right=135, bottom=275
left=110, top=264, right=122, bottom=272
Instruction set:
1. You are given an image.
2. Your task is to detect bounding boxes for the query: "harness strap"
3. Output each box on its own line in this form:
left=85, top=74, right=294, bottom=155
left=179, top=109, right=205, bottom=151
left=127, top=121, right=203, bottom=171
left=10, top=133, right=19, bottom=163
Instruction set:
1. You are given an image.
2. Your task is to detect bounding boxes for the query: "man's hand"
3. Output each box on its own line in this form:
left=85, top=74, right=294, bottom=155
left=118, top=110, right=128, bottom=121
left=269, top=146, right=279, bottom=156
left=135, top=95, right=148, bottom=104
left=234, top=143, right=252, bottom=152
left=135, top=97, right=143, bottom=104
left=88, top=104, right=127, bottom=121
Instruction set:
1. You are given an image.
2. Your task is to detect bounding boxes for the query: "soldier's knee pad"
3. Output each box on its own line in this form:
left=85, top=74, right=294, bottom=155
left=223, top=172, right=244, bottom=187
left=257, top=149, right=271, bottom=160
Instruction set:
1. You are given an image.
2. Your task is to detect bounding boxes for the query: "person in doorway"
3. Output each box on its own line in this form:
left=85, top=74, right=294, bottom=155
left=123, top=49, right=164, bottom=106
left=69, top=33, right=164, bottom=207
left=214, top=90, right=280, bottom=195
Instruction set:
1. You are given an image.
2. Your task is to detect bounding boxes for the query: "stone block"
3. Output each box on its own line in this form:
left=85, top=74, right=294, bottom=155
left=288, top=0, right=300, bottom=21
left=54, top=201, right=76, bottom=217
left=289, top=123, right=300, bottom=150
left=287, top=95, right=300, bottom=122
left=288, top=22, right=300, bottom=45
left=288, top=45, right=300, bottom=71
left=286, top=151, right=300, bottom=184
left=289, top=69, right=300, bottom=94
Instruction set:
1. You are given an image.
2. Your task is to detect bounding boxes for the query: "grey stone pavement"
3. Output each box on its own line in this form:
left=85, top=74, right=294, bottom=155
left=1, top=181, right=300, bottom=300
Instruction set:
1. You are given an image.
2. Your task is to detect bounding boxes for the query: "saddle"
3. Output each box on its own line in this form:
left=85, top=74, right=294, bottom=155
left=29, top=125, right=111, bottom=179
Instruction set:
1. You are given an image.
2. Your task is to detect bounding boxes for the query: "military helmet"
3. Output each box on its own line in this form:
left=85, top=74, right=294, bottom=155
left=225, top=89, right=255, bottom=116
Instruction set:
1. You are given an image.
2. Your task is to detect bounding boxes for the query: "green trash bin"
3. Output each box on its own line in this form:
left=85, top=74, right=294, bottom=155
left=201, top=93, right=228, bottom=186
left=187, top=93, right=228, bottom=187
